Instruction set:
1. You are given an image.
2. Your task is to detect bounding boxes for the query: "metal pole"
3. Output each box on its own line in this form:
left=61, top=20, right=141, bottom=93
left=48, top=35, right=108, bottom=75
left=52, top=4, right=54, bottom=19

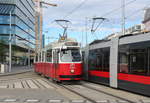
left=26, top=16, right=31, bottom=68
left=122, top=0, right=126, bottom=35
left=9, top=11, right=12, bottom=72
left=81, top=29, right=83, bottom=48
left=37, top=49, right=40, bottom=62
left=41, top=51, right=43, bottom=62
left=85, top=17, right=88, bottom=45
left=44, top=51, right=46, bottom=62
left=28, top=33, right=30, bottom=68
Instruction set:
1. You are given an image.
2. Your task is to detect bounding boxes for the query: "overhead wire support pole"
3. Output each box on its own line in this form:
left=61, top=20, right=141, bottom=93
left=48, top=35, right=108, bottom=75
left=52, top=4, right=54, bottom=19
left=85, top=17, right=88, bottom=45
left=122, top=0, right=126, bottom=35
left=28, top=29, right=30, bottom=68
left=9, top=11, right=12, bottom=72
left=35, top=0, right=57, bottom=63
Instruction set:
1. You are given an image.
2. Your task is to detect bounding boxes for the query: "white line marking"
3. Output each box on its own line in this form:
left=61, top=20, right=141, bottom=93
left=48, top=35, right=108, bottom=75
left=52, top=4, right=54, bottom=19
left=48, top=99, right=63, bottom=103
left=0, top=85, right=8, bottom=88
left=96, top=100, right=110, bottom=103
left=140, top=100, right=150, bottom=103
left=36, top=79, right=54, bottom=89
left=14, top=82, right=23, bottom=88
left=22, top=81, right=29, bottom=88
left=32, top=80, right=45, bottom=89
left=3, top=99, right=17, bottom=102
left=25, top=99, right=39, bottom=102
left=8, top=84, right=14, bottom=88
left=71, top=100, right=86, bottom=103
left=26, top=80, right=38, bottom=89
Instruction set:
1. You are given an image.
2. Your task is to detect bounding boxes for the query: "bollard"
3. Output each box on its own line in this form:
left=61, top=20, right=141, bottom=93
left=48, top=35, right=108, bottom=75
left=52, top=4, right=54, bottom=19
left=0, top=64, right=8, bottom=73
left=1, top=64, right=5, bottom=73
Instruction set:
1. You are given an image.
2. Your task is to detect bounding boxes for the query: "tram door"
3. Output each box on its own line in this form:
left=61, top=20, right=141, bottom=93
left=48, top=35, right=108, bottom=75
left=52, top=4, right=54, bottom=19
left=129, top=49, right=147, bottom=75
left=53, top=49, right=59, bottom=80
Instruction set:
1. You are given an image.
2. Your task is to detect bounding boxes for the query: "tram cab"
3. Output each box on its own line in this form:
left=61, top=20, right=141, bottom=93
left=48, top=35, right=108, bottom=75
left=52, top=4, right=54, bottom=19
left=34, top=38, right=83, bottom=81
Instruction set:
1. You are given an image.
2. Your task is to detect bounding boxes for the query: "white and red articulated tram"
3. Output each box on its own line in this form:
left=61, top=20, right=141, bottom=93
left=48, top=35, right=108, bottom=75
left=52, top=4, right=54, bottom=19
left=83, top=33, right=150, bottom=96
left=34, top=38, right=83, bottom=81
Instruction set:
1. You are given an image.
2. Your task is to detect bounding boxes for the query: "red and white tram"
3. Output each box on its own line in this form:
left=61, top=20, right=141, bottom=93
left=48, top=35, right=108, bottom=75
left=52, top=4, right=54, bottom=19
left=34, top=38, right=83, bottom=81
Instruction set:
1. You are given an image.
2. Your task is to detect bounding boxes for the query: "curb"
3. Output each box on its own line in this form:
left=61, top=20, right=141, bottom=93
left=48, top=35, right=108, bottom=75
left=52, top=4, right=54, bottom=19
left=0, top=69, right=33, bottom=77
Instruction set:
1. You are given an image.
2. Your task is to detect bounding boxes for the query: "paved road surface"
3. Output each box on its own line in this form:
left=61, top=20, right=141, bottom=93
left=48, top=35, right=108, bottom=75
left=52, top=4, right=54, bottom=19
left=0, top=71, right=149, bottom=103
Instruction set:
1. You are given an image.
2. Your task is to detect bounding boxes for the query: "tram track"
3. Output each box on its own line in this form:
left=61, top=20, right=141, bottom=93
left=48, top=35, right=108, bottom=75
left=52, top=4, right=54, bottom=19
left=60, top=84, right=97, bottom=103
left=57, top=82, right=136, bottom=103
left=81, top=83, right=136, bottom=103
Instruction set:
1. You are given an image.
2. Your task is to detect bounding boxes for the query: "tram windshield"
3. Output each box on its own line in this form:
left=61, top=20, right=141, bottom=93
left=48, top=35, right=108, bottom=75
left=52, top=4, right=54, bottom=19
left=60, top=49, right=81, bottom=62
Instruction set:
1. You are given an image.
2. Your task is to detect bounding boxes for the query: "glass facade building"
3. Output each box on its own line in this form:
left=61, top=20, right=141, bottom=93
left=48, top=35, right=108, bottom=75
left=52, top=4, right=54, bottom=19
left=0, top=0, right=35, bottom=65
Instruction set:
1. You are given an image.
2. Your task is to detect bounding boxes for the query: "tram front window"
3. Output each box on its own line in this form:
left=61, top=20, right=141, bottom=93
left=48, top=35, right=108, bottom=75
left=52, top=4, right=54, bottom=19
left=60, top=49, right=81, bottom=62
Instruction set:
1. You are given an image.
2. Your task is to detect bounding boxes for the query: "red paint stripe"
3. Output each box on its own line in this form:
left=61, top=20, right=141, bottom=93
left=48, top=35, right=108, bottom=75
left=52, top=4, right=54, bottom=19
left=89, top=70, right=110, bottom=78
left=118, top=73, right=150, bottom=85
left=89, top=70, right=150, bottom=85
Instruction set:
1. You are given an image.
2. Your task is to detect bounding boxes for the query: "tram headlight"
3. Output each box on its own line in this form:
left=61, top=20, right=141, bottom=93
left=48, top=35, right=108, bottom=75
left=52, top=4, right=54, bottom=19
left=70, top=69, right=75, bottom=73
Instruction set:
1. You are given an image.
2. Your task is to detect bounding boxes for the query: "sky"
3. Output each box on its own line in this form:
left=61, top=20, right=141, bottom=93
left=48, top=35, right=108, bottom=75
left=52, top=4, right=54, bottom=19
left=42, top=0, right=150, bottom=46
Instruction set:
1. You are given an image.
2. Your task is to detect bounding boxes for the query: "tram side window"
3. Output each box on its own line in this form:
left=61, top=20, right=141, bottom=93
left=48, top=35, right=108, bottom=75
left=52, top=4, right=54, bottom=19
left=119, top=42, right=150, bottom=76
left=46, top=49, right=52, bottom=62
left=88, top=47, right=110, bottom=72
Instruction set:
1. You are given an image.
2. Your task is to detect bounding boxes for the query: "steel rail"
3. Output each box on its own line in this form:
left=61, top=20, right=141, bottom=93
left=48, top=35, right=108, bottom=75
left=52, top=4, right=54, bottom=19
left=81, top=83, right=136, bottom=103
left=59, top=84, right=97, bottom=103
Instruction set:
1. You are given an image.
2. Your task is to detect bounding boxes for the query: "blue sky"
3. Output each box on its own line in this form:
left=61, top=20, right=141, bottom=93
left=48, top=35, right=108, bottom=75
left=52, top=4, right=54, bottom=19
left=42, top=0, right=150, bottom=46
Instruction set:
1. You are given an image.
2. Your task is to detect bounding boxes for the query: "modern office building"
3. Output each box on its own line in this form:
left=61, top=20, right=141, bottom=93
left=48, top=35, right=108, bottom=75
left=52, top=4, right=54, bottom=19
left=0, top=0, right=35, bottom=65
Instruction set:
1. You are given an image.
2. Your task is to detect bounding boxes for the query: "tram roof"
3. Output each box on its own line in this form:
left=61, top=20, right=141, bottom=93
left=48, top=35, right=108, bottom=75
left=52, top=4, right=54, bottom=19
left=44, top=37, right=80, bottom=50
left=88, top=32, right=150, bottom=51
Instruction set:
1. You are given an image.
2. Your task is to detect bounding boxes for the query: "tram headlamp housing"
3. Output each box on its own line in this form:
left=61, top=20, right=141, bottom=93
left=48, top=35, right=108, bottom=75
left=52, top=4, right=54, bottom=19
left=70, top=69, right=75, bottom=73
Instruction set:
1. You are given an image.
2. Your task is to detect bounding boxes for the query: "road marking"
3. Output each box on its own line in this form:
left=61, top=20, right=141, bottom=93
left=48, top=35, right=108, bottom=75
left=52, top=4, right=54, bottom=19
left=0, top=85, right=8, bottom=88
left=25, top=99, right=40, bottom=102
left=22, top=81, right=29, bottom=89
left=32, top=79, right=45, bottom=89
left=14, top=82, right=23, bottom=88
left=140, top=100, right=150, bottom=103
left=116, top=100, right=129, bottom=103
left=48, top=99, right=63, bottom=103
left=8, top=84, right=14, bottom=89
left=26, top=80, right=38, bottom=89
left=96, top=100, right=110, bottom=103
left=3, top=99, right=17, bottom=102
left=36, top=79, right=54, bottom=89
left=70, top=100, right=86, bottom=103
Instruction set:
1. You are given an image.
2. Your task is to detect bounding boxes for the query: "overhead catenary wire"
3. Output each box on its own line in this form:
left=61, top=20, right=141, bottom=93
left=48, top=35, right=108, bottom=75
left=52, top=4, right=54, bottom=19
left=126, top=3, right=150, bottom=20
left=63, top=0, right=89, bottom=19
left=101, top=0, right=137, bottom=17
